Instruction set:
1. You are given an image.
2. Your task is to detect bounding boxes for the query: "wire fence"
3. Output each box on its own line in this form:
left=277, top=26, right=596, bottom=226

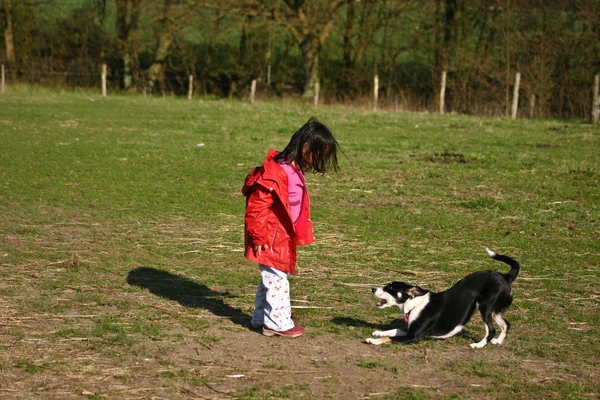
left=2, top=64, right=599, bottom=123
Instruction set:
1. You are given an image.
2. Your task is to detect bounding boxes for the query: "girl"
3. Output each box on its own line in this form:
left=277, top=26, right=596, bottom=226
left=242, top=117, right=340, bottom=338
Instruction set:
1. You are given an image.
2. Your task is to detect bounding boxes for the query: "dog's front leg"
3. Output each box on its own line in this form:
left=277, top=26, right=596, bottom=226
left=372, top=328, right=407, bottom=338
left=365, top=328, right=407, bottom=345
left=365, top=337, right=392, bottom=345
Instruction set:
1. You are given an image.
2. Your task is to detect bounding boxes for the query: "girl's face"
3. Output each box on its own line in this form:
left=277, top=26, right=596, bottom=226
left=301, top=143, right=313, bottom=169
left=301, top=142, right=331, bottom=171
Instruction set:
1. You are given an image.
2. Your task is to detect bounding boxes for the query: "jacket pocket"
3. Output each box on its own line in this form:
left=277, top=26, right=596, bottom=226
left=270, top=224, right=278, bottom=250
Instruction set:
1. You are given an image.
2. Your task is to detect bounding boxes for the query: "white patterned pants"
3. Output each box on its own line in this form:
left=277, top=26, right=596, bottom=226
left=251, top=264, right=294, bottom=331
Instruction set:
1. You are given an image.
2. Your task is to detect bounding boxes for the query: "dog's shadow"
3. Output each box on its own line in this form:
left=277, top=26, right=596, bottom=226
left=127, top=266, right=250, bottom=327
left=331, top=316, right=408, bottom=331
left=331, top=317, right=477, bottom=343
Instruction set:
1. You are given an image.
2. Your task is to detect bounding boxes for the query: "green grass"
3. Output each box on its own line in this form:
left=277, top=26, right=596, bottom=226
left=0, top=85, right=599, bottom=398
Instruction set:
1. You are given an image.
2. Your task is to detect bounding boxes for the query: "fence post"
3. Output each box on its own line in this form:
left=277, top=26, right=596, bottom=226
left=529, top=94, right=536, bottom=119
left=373, top=74, right=379, bottom=111
left=250, top=79, right=256, bottom=104
left=440, top=70, right=447, bottom=114
left=1, top=64, right=4, bottom=94
left=101, top=63, right=107, bottom=97
left=314, top=82, right=320, bottom=107
left=187, top=75, right=193, bottom=100
left=592, top=74, right=599, bottom=124
left=511, top=72, right=520, bottom=119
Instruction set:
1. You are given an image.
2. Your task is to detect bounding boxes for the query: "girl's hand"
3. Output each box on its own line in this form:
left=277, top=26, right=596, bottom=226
left=255, top=244, right=271, bottom=256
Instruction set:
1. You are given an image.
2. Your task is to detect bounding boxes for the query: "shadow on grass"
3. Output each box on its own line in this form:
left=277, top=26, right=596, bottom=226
left=127, top=266, right=250, bottom=327
left=332, top=317, right=478, bottom=343
left=331, top=316, right=407, bottom=331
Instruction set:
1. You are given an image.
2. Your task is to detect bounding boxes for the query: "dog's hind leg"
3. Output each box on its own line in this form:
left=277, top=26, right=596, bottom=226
left=490, top=313, right=509, bottom=345
left=470, top=305, right=496, bottom=349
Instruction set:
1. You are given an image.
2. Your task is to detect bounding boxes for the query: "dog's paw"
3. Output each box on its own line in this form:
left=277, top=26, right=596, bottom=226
left=469, top=341, right=487, bottom=349
left=365, top=337, right=392, bottom=345
left=491, top=338, right=503, bottom=345
left=371, top=330, right=385, bottom=337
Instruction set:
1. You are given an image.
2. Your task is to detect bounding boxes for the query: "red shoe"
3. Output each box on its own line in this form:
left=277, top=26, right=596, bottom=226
left=262, top=326, right=304, bottom=338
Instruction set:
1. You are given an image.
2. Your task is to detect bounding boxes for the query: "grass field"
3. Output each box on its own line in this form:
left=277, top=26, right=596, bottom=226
left=0, top=86, right=599, bottom=399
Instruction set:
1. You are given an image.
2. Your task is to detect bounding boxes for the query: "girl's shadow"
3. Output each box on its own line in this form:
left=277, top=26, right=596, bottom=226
left=127, top=266, right=250, bottom=327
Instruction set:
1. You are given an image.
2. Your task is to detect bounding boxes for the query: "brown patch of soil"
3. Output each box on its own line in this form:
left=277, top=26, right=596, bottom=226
left=423, top=152, right=469, bottom=164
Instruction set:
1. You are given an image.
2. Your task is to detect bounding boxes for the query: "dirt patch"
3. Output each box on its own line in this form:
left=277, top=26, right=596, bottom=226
left=1, top=304, right=591, bottom=399
left=423, top=152, right=469, bottom=164
left=1, top=217, right=598, bottom=399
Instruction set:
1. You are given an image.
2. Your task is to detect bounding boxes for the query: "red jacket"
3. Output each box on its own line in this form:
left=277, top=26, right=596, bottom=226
left=242, top=149, right=315, bottom=274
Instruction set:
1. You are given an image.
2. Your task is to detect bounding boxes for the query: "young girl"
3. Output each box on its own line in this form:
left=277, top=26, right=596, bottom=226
left=242, top=117, right=340, bottom=338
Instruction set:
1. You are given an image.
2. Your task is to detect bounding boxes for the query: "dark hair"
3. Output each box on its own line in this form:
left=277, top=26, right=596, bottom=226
left=274, top=117, right=339, bottom=173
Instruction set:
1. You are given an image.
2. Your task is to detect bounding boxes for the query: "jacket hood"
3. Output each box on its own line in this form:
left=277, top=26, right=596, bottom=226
left=242, top=149, right=285, bottom=197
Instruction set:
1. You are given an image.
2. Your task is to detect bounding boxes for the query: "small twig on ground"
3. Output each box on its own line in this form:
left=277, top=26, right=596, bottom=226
left=336, top=283, right=379, bottom=287
left=203, top=382, right=233, bottom=395
left=291, top=306, right=336, bottom=309
left=181, top=387, right=205, bottom=398
left=0, top=323, right=32, bottom=328
left=197, top=342, right=212, bottom=351
left=520, top=277, right=568, bottom=281
left=387, top=269, right=418, bottom=276
left=253, top=368, right=324, bottom=374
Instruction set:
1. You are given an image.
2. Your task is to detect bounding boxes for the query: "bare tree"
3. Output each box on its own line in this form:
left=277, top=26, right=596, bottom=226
left=1, top=0, right=15, bottom=79
left=147, top=0, right=177, bottom=94
left=116, top=0, right=141, bottom=90
left=268, top=0, right=345, bottom=97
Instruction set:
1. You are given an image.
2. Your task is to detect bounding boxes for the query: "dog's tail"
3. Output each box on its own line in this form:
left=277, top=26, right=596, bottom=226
left=486, top=248, right=520, bottom=284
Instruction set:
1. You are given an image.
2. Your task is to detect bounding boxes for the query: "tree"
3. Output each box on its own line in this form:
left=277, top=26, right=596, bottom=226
left=268, top=0, right=345, bottom=97
left=116, top=0, right=141, bottom=90
left=2, top=0, right=15, bottom=79
left=146, top=0, right=177, bottom=94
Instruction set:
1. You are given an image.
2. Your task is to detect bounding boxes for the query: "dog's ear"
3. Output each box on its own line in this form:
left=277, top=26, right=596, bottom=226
left=408, top=286, right=428, bottom=298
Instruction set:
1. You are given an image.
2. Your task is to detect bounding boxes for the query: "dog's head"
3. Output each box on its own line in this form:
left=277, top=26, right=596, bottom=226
left=371, top=282, right=428, bottom=309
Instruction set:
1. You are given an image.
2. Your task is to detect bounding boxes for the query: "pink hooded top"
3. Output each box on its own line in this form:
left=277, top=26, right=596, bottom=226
left=278, top=162, right=305, bottom=224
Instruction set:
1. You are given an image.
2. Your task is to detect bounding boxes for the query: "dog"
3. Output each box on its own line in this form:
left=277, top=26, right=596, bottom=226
left=365, top=248, right=520, bottom=348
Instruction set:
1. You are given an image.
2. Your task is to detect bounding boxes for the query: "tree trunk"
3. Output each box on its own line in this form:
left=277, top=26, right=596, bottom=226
left=2, top=0, right=15, bottom=80
left=147, top=0, right=176, bottom=94
left=443, top=0, right=456, bottom=66
left=239, top=15, right=251, bottom=69
left=342, top=0, right=355, bottom=70
left=272, top=0, right=344, bottom=98
left=116, top=0, right=140, bottom=90
left=300, top=38, right=320, bottom=97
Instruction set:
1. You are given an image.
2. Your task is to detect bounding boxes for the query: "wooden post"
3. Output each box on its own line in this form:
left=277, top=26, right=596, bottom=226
left=511, top=72, right=520, bottom=119
left=440, top=70, right=447, bottom=114
left=592, top=74, right=599, bottom=124
left=101, top=63, right=107, bottom=97
left=1, top=64, right=4, bottom=94
left=266, top=28, right=272, bottom=86
left=314, top=82, right=320, bottom=107
left=373, top=74, right=379, bottom=111
left=187, top=75, right=193, bottom=100
left=529, top=94, right=536, bottom=119
left=250, top=79, right=256, bottom=104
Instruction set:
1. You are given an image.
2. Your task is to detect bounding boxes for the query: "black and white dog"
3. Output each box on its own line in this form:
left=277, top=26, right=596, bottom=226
left=365, top=248, right=520, bottom=348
